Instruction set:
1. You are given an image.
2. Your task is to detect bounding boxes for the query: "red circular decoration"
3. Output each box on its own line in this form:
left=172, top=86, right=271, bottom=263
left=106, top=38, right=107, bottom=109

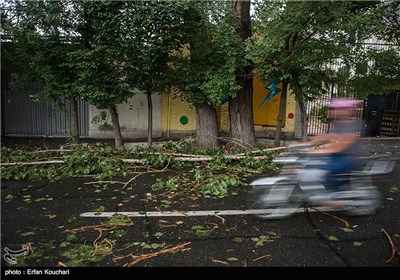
left=287, top=113, right=294, bottom=119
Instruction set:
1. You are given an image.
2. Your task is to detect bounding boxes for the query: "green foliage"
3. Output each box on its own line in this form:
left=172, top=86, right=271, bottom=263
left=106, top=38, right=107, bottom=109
left=151, top=169, right=245, bottom=199
left=103, top=214, right=133, bottom=228
left=3, top=1, right=85, bottom=101
left=340, top=227, right=355, bottom=233
left=347, top=49, right=400, bottom=97
left=199, top=173, right=243, bottom=197
left=251, top=235, right=271, bottom=246
left=59, top=240, right=113, bottom=266
left=232, top=237, right=244, bottom=243
left=151, top=177, right=180, bottom=193
left=310, top=105, right=330, bottom=124
left=1, top=142, right=277, bottom=197
left=0, top=144, right=130, bottom=181
left=249, top=1, right=400, bottom=100
left=174, top=1, right=245, bottom=107
left=187, top=225, right=211, bottom=237
left=328, top=236, right=340, bottom=242
left=239, top=150, right=276, bottom=173
left=91, top=111, right=107, bottom=124
left=91, top=112, right=114, bottom=132
left=123, top=0, right=192, bottom=96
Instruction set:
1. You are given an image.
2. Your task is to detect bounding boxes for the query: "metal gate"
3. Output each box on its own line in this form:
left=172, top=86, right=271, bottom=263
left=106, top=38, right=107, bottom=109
left=306, top=93, right=364, bottom=136
left=1, top=65, right=88, bottom=137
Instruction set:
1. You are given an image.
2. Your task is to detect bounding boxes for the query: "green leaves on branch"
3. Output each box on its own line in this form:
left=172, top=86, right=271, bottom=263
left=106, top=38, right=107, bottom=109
left=1, top=141, right=277, bottom=182
left=151, top=170, right=245, bottom=199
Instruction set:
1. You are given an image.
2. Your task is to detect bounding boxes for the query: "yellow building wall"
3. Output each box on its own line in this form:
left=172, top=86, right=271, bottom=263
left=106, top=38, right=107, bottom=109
left=161, top=81, right=296, bottom=135
left=161, top=93, right=196, bottom=133
left=217, top=103, right=230, bottom=133
left=219, top=78, right=296, bottom=134
left=253, top=78, right=281, bottom=126
left=285, top=91, right=296, bottom=133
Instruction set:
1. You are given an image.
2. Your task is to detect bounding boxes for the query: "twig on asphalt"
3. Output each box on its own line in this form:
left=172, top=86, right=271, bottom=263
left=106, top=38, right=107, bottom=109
left=212, top=259, right=230, bottom=266
left=205, top=222, right=219, bottom=233
left=158, top=219, right=178, bottom=228
left=266, top=231, right=281, bottom=238
left=122, top=167, right=169, bottom=190
left=66, top=225, right=109, bottom=233
left=214, top=215, right=225, bottom=224
left=311, top=207, right=350, bottom=228
left=92, top=228, right=104, bottom=257
left=252, top=254, right=271, bottom=262
left=27, top=243, right=34, bottom=256
left=57, top=261, right=67, bottom=267
left=381, top=228, right=400, bottom=264
left=65, top=219, right=133, bottom=234
left=114, top=242, right=191, bottom=267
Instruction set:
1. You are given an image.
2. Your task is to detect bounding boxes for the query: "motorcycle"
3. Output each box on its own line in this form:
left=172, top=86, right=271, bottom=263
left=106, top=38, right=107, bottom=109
left=247, top=145, right=396, bottom=219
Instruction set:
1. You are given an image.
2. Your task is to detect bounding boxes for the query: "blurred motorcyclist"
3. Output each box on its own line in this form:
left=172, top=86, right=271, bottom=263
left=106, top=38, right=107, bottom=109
left=306, top=98, right=362, bottom=192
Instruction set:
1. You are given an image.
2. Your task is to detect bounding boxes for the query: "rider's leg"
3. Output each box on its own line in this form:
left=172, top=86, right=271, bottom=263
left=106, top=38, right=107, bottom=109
left=325, top=153, right=355, bottom=192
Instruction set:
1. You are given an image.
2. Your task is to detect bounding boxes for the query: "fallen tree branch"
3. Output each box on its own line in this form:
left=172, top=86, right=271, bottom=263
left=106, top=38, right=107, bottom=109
left=35, top=149, right=74, bottom=153
left=84, top=180, right=126, bottom=185
left=218, top=136, right=256, bottom=150
left=121, top=159, right=145, bottom=164
left=122, top=168, right=169, bottom=190
left=173, top=154, right=277, bottom=162
left=234, top=146, right=288, bottom=157
left=173, top=156, right=213, bottom=162
left=1, top=160, right=64, bottom=166
left=142, top=152, right=206, bottom=158
left=1, top=145, right=286, bottom=166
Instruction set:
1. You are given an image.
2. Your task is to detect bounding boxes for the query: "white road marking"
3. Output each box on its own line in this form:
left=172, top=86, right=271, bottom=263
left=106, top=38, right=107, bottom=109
left=80, top=207, right=335, bottom=218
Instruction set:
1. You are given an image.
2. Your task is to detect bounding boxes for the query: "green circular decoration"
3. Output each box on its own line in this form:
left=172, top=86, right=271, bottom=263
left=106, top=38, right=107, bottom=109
left=180, top=115, right=189, bottom=125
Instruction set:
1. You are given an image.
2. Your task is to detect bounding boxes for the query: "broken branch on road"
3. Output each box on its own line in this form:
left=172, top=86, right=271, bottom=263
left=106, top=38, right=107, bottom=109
left=381, top=228, right=400, bottom=264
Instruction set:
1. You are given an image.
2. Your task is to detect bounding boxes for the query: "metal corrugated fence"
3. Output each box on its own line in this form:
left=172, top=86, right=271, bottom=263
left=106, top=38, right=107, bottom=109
left=1, top=64, right=88, bottom=136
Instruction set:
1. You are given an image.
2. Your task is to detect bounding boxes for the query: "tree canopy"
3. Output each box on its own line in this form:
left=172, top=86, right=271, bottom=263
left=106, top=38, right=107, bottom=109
left=249, top=0, right=400, bottom=143
left=2, top=0, right=399, bottom=146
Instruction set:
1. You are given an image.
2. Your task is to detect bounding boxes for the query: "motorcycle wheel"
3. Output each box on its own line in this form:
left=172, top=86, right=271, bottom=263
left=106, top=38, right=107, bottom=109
left=247, top=183, right=302, bottom=219
left=345, top=189, right=382, bottom=216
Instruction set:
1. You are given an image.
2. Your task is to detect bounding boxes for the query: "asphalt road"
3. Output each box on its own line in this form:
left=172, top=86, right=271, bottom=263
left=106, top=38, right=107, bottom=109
left=1, top=137, right=399, bottom=271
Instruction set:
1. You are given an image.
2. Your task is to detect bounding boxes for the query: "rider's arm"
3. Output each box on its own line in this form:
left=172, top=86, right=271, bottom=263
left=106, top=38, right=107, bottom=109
left=310, top=133, right=358, bottom=154
left=306, top=134, right=331, bottom=146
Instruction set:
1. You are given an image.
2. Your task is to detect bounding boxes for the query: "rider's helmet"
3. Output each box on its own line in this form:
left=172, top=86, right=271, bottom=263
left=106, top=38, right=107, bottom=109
left=327, top=98, right=358, bottom=109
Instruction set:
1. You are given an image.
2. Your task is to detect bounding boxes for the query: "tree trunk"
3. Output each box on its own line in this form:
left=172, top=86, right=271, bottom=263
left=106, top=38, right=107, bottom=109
left=196, top=103, right=219, bottom=148
left=274, top=81, right=288, bottom=147
left=230, top=0, right=255, bottom=146
left=147, top=92, right=153, bottom=146
left=297, top=96, right=308, bottom=142
left=70, top=98, right=80, bottom=144
left=110, top=106, right=123, bottom=148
